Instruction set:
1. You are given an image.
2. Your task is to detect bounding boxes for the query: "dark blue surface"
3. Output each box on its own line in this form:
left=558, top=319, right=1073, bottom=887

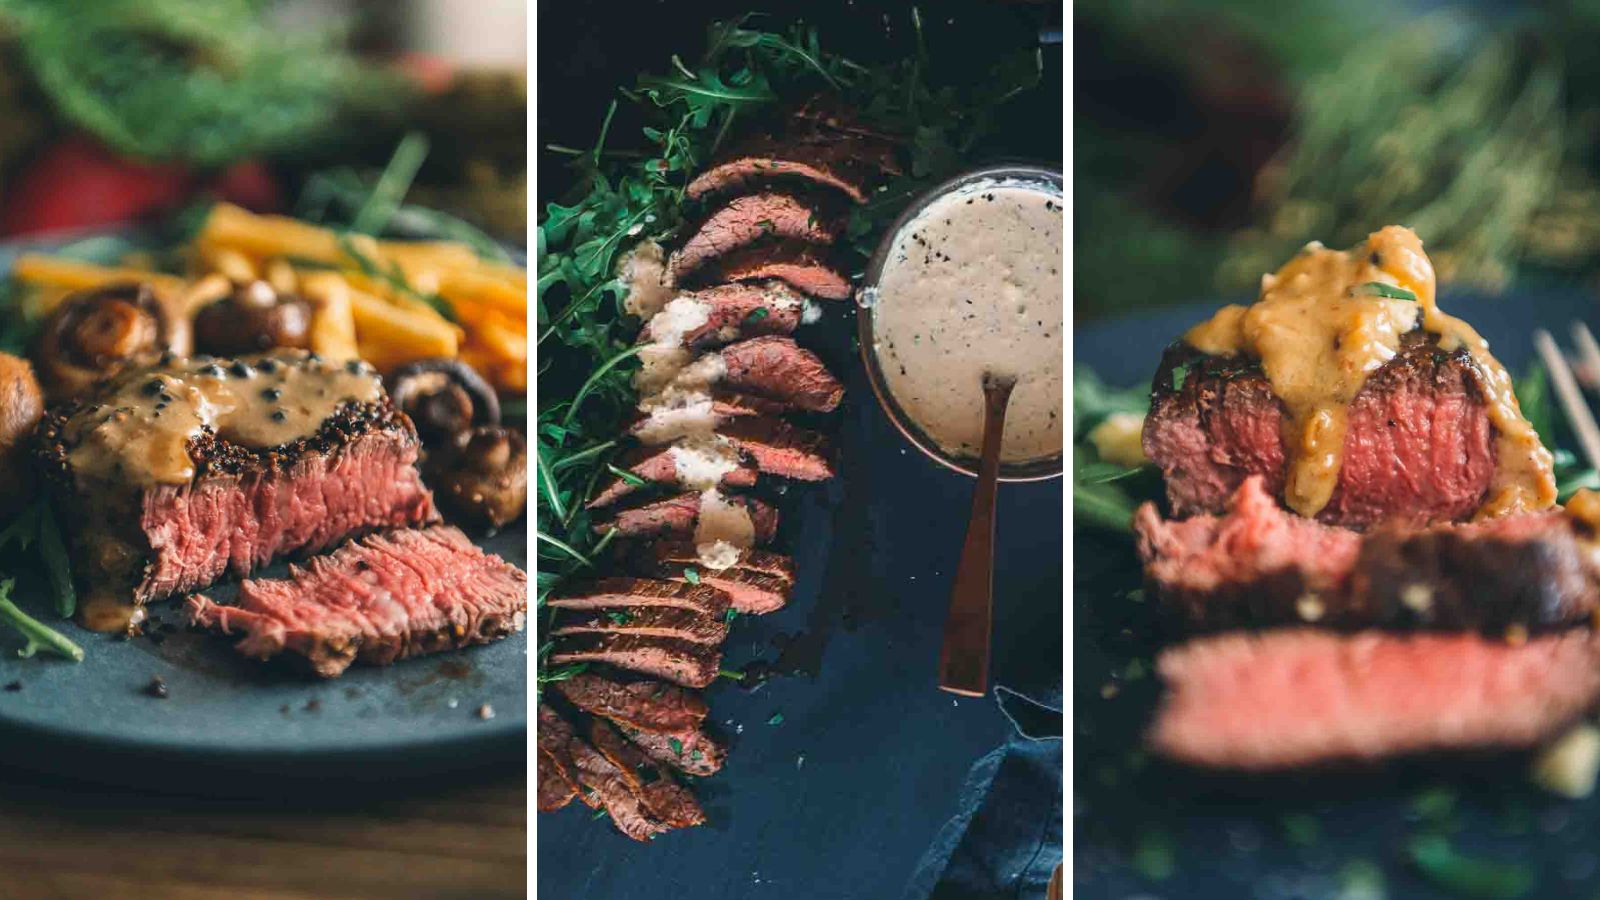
left=537, top=299, right=1064, bottom=899
left=1074, top=285, right=1600, bottom=899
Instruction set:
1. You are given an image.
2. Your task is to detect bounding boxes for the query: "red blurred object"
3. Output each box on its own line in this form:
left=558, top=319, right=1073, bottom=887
left=0, top=135, right=282, bottom=237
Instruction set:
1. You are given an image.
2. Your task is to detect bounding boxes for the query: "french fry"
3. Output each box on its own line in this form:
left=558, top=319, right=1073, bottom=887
left=264, top=258, right=298, bottom=297
left=11, top=254, right=185, bottom=296
left=299, top=273, right=361, bottom=361
left=199, top=245, right=257, bottom=283
left=348, top=287, right=459, bottom=373
left=196, top=203, right=350, bottom=265
left=178, top=273, right=232, bottom=316
left=433, top=268, right=527, bottom=321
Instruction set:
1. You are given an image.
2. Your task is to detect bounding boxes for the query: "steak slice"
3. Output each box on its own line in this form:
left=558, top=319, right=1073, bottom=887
left=590, top=718, right=706, bottom=829
left=639, top=282, right=806, bottom=350
left=1149, top=629, right=1600, bottom=769
left=37, top=379, right=437, bottom=608
left=629, top=388, right=792, bottom=444
left=623, top=554, right=790, bottom=614
left=587, top=444, right=759, bottom=509
left=548, top=577, right=731, bottom=618
left=552, top=671, right=709, bottom=734
left=720, top=336, right=844, bottom=412
left=551, top=606, right=729, bottom=645
left=592, top=491, right=779, bottom=544
left=623, top=724, right=727, bottom=777
left=701, top=241, right=851, bottom=300
left=686, top=131, right=898, bottom=205
left=1143, top=331, right=1498, bottom=529
left=547, top=633, right=722, bottom=688
left=185, top=525, right=526, bottom=677
left=538, top=704, right=665, bottom=841
left=1136, top=476, right=1598, bottom=632
left=627, top=540, right=796, bottom=586
left=719, top=416, right=835, bottom=481
left=537, top=747, right=578, bottom=812
left=668, top=193, right=842, bottom=281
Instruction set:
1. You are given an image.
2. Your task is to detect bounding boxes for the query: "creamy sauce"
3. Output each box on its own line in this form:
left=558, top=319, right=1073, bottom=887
left=63, top=350, right=381, bottom=487
left=870, top=181, right=1063, bottom=463
left=692, top=487, right=754, bottom=571
left=619, top=240, right=676, bottom=319
left=1185, top=226, right=1555, bottom=518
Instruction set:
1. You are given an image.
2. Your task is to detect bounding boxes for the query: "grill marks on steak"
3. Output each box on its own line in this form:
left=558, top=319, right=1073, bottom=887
left=639, top=282, right=805, bottom=350
left=185, top=525, right=526, bottom=677
left=551, top=605, right=729, bottom=645
left=720, top=336, right=844, bottom=412
left=552, top=671, right=709, bottom=734
left=668, top=193, right=842, bottom=282
left=592, top=491, right=779, bottom=544
left=702, top=241, right=852, bottom=300
left=1136, top=477, right=1600, bottom=632
left=1149, top=629, right=1600, bottom=769
left=548, top=577, right=732, bottom=618
left=547, top=633, right=721, bottom=688
left=37, top=398, right=437, bottom=606
left=1143, top=332, right=1497, bottom=529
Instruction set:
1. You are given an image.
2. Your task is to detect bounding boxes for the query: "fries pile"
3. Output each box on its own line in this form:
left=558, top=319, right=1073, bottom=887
left=9, top=203, right=527, bottom=394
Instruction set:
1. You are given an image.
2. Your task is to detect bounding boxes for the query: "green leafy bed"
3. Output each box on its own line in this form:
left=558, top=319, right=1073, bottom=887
left=534, top=12, right=1043, bottom=686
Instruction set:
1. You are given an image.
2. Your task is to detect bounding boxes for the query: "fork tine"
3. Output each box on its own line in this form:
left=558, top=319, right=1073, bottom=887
left=1571, top=321, right=1600, bottom=391
left=1535, top=328, right=1600, bottom=472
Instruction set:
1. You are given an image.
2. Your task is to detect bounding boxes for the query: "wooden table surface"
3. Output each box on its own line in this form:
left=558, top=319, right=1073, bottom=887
left=0, top=765, right=526, bottom=899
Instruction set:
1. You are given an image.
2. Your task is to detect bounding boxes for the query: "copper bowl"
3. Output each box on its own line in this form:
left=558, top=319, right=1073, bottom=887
left=855, top=163, right=1064, bottom=481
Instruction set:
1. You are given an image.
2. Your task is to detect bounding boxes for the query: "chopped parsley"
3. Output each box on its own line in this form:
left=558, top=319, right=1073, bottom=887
left=743, top=306, right=770, bottom=325
left=682, top=567, right=701, bottom=585
left=605, top=610, right=632, bottom=625
left=1357, top=281, right=1418, bottom=301
left=669, top=736, right=685, bottom=756
left=767, top=712, right=784, bottom=726
left=1170, top=362, right=1191, bottom=392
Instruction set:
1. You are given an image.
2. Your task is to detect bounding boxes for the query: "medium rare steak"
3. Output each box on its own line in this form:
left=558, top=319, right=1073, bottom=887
left=539, top=704, right=665, bottom=841
left=547, top=633, right=721, bottom=688
left=623, top=723, right=727, bottom=777
left=590, top=717, right=706, bottom=829
left=1149, top=629, right=1600, bottom=769
left=638, top=282, right=805, bottom=350
left=592, top=491, right=779, bottom=544
left=550, top=605, right=729, bottom=645
left=685, top=130, right=898, bottom=205
left=547, top=577, right=732, bottom=618
left=1143, top=331, right=1497, bottom=529
left=186, top=525, right=526, bottom=677
left=36, top=382, right=437, bottom=608
left=720, top=336, right=844, bottom=412
left=623, top=554, right=790, bottom=614
left=719, top=417, right=835, bottom=481
left=1136, top=476, right=1599, bottom=632
left=586, top=444, right=759, bottom=508
left=627, top=540, right=796, bottom=585
left=700, top=241, right=852, bottom=300
left=667, top=193, right=842, bottom=281
left=552, top=671, right=709, bottom=734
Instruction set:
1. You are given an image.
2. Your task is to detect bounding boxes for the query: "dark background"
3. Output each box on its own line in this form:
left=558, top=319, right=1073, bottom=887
left=536, top=3, right=1063, bottom=898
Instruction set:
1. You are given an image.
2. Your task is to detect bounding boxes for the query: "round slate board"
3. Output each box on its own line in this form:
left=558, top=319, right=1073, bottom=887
left=0, top=235, right=526, bottom=791
left=1075, top=286, right=1600, bottom=899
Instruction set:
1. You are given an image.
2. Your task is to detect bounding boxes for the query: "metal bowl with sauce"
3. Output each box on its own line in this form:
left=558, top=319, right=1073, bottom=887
left=856, top=163, right=1065, bottom=482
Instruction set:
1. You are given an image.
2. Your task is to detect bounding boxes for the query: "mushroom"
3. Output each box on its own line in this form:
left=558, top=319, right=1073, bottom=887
left=193, top=280, right=312, bottom=357
left=426, top=425, right=528, bottom=530
left=34, top=282, right=192, bottom=400
left=0, top=353, right=43, bottom=518
left=386, top=358, right=501, bottom=447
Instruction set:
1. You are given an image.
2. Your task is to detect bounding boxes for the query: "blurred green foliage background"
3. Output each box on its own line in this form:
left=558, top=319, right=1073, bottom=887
left=1076, top=0, right=1600, bottom=321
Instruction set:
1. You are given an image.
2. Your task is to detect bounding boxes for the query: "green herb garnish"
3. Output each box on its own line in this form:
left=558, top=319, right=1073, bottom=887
left=743, top=306, right=771, bottom=325
left=1357, top=281, right=1418, bottom=301
left=767, top=712, right=784, bottom=726
left=682, top=567, right=701, bottom=585
left=669, top=737, right=684, bottom=756
left=1170, top=362, right=1191, bottom=392
left=605, top=610, right=632, bottom=625
left=0, top=578, right=83, bottom=662
left=1407, top=835, right=1534, bottom=899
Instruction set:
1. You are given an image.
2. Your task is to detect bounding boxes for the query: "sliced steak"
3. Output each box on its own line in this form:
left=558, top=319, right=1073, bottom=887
left=537, top=747, right=578, bottom=812
left=592, top=491, right=779, bottom=544
left=627, top=540, right=796, bottom=586
left=624, top=553, right=791, bottom=614
left=1149, top=629, right=1600, bottom=769
left=547, top=633, right=721, bottom=688
left=628, top=388, right=793, bottom=444
left=701, top=241, right=851, bottom=300
left=590, top=717, right=706, bottom=829
left=186, top=526, right=525, bottom=677
left=539, top=704, right=665, bottom=841
left=535, top=708, right=597, bottom=810
left=1143, top=331, right=1498, bottom=529
left=36, top=357, right=438, bottom=608
left=552, top=671, right=709, bottom=734
left=686, top=131, right=898, bottom=205
left=639, top=282, right=806, bottom=350
left=720, top=336, right=844, bottom=412
left=623, top=724, right=727, bottom=777
left=668, top=193, right=842, bottom=281
left=547, top=577, right=731, bottom=618
left=1136, top=476, right=1598, bottom=632
left=587, top=444, right=759, bottom=509
left=551, top=605, right=729, bottom=645
left=719, top=416, right=834, bottom=481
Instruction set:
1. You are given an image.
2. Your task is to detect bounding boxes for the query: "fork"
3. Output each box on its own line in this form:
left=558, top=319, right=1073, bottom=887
left=1533, top=322, right=1600, bottom=472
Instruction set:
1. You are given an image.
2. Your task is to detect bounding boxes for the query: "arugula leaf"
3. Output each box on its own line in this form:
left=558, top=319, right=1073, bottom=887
left=0, top=578, right=83, bottom=662
left=36, top=506, right=75, bottom=617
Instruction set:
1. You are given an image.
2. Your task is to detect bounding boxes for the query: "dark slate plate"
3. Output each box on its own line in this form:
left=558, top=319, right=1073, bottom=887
left=1074, top=286, right=1600, bottom=899
left=0, top=237, right=527, bottom=790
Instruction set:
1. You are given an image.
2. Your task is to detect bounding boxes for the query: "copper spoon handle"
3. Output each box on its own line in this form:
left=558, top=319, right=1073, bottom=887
left=938, top=373, right=1015, bottom=697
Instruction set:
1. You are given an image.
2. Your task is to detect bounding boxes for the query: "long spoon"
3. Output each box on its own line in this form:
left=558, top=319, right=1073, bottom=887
left=938, top=372, right=1015, bottom=697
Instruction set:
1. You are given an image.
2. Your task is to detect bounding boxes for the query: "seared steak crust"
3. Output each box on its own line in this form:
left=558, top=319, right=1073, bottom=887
left=720, top=336, right=844, bottom=413
left=547, top=633, right=721, bottom=688
left=552, top=671, right=709, bottom=734
left=699, top=241, right=852, bottom=300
